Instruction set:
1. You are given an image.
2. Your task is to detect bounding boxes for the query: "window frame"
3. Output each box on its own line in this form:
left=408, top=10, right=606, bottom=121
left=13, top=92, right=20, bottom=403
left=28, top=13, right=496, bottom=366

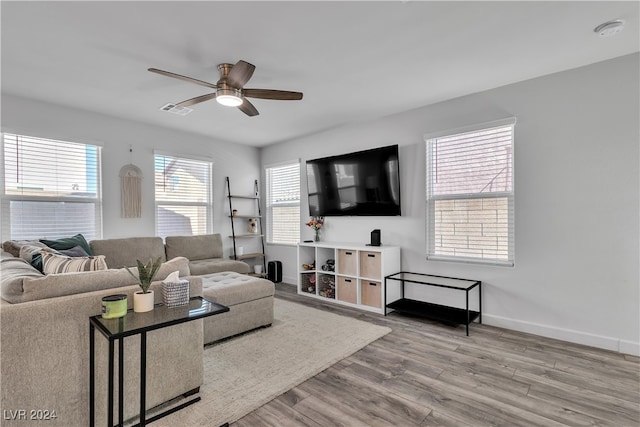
left=425, top=118, right=516, bottom=266
left=1, top=132, right=103, bottom=241
left=265, top=159, right=301, bottom=246
left=154, top=151, right=213, bottom=238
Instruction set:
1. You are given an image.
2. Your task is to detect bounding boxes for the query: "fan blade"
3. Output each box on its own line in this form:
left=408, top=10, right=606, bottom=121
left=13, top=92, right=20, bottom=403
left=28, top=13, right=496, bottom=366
left=226, top=60, right=256, bottom=88
left=175, top=93, right=217, bottom=107
left=238, top=98, right=259, bottom=117
left=243, top=88, right=303, bottom=100
left=148, top=68, right=217, bottom=89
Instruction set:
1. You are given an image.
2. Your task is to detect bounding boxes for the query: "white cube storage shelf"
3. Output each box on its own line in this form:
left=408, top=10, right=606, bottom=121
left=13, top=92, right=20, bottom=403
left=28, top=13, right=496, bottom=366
left=297, top=242, right=401, bottom=314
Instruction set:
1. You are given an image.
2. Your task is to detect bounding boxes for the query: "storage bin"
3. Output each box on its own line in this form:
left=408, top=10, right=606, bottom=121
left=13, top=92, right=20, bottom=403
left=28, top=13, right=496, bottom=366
left=360, top=251, right=381, bottom=280
left=337, top=249, right=357, bottom=276
left=361, top=280, right=382, bottom=308
left=301, top=273, right=316, bottom=294
left=317, top=274, right=335, bottom=299
left=337, top=276, right=357, bottom=304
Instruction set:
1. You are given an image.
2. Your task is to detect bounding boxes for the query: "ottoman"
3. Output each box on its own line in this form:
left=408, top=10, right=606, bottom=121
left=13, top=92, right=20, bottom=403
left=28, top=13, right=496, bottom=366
left=200, top=271, right=275, bottom=344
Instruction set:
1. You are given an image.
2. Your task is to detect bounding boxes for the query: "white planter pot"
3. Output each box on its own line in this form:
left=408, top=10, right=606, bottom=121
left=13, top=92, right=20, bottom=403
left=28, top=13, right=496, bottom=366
left=133, top=290, right=154, bottom=313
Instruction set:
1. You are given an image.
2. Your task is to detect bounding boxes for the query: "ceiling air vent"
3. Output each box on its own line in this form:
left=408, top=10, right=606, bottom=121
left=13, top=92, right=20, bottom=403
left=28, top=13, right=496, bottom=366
left=160, top=103, right=193, bottom=116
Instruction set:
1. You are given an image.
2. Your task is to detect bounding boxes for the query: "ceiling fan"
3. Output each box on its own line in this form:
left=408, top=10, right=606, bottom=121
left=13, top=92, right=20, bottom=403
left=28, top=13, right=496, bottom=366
left=148, top=60, right=303, bottom=117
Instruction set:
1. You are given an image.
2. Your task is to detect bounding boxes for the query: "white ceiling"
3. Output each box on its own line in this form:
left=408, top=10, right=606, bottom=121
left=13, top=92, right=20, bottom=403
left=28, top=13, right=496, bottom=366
left=2, top=1, right=638, bottom=147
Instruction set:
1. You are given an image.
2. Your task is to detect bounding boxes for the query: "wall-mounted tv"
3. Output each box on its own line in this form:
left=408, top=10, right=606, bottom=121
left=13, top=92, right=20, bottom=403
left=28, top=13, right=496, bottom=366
left=306, top=144, right=401, bottom=216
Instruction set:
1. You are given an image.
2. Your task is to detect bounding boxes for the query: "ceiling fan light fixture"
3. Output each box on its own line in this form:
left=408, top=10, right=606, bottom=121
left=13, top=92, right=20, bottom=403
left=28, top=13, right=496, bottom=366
left=216, top=88, right=243, bottom=107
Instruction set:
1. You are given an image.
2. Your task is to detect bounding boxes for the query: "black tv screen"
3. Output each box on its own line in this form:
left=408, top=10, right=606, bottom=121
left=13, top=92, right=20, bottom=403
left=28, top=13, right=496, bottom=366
left=306, top=145, right=401, bottom=216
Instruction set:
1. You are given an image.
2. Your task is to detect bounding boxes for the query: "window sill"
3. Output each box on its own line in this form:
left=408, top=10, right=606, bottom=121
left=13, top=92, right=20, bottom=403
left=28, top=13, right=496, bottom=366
left=426, top=255, right=514, bottom=268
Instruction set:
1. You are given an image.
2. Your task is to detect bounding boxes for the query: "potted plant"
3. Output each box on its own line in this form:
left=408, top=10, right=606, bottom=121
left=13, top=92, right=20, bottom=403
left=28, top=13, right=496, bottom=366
left=126, top=257, right=162, bottom=312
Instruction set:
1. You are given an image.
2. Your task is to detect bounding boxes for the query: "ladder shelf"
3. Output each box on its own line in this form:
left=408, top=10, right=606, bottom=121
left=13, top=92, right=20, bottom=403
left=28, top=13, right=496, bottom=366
left=226, top=177, right=267, bottom=276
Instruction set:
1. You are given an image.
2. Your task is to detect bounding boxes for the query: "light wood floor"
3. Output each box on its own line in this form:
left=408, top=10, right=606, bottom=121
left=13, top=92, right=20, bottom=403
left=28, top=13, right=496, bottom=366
left=233, top=283, right=639, bottom=427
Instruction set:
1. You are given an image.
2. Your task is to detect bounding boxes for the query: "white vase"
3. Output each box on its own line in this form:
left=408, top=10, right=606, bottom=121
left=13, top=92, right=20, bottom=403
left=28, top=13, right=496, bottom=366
left=133, top=290, right=154, bottom=313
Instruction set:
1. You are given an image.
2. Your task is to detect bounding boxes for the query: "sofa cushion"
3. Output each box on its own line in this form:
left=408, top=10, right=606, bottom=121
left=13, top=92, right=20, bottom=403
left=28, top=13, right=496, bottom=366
left=200, top=271, right=274, bottom=307
left=40, top=233, right=93, bottom=256
left=90, top=237, right=166, bottom=269
left=165, top=234, right=223, bottom=261
left=0, top=257, right=44, bottom=303
left=189, top=258, right=250, bottom=275
left=41, top=252, right=108, bottom=274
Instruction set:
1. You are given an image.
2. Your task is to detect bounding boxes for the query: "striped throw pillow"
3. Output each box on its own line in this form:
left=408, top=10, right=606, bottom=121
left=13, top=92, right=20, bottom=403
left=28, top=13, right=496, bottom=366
left=41, top=251, right=108, bottom=274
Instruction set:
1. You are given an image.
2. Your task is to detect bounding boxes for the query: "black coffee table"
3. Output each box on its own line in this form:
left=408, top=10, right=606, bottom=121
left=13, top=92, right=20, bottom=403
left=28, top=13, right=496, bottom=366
left=385, top=272, right=481, bottom=336
left=89, top=296, right=229, bottom=427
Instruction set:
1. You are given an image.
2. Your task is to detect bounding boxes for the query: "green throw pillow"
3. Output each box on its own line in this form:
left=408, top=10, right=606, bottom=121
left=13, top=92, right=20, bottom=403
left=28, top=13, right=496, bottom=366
left=30, top=253, right=44, bottom=272
left=40, top=234, right=93, bottom=256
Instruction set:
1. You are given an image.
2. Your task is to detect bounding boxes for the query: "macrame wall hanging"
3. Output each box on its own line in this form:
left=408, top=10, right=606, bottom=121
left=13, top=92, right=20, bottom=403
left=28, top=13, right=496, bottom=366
left=119, top=146, right=143, bottom=218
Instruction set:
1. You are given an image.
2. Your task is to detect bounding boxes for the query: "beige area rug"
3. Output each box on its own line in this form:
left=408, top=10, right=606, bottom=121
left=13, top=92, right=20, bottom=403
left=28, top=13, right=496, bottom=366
left=152, top=298, right=391, bottom=426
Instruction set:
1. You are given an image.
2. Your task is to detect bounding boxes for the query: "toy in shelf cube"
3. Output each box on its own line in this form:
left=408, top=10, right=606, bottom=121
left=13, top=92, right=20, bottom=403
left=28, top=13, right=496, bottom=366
left=307, top=275, right=316, bottom=293
left=321, top=259, right=335, bottom=272
left=248, top=217, right=258, bottom=233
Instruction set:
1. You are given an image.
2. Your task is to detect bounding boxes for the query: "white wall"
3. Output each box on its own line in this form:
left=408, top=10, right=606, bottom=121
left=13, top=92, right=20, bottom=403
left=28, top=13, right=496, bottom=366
left=1, top=94, right=262, bottom=258
left=261, top=53, right=640, bottom=355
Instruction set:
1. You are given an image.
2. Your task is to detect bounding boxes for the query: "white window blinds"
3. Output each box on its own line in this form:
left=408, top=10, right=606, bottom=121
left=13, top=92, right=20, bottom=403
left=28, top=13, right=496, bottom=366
left=2, top=133, right=102, bottom=240
left=154, top=153, right=212, bottom=238
left=266, top=161, right=300, bottom=244
left=426, top=119, right=515, bottom=265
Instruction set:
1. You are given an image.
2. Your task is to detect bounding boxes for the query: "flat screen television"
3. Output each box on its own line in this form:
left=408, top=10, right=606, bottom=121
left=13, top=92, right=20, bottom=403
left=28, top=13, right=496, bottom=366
left=306, top=144, right=401, bottom=216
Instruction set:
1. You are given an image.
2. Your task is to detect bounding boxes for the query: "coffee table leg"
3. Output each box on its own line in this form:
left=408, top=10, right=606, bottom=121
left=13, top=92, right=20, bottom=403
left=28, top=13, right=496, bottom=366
left=89, top=324, right=95, bottom=427
left=465, top=290, right=470, bottom=336
left=119, top=337, right=124, bottom=426
left=108, top=339, right=114, bottom=427
left=140, top=331, right=147, bottom=426
left=479, top=283, right=482, bottom=324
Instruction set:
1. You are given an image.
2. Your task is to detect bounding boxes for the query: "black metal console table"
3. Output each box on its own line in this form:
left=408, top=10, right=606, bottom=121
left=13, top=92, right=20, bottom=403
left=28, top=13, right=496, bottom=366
left=89, top=296, right=229, bottom=427
left=384, top=272, right=481, bottom=335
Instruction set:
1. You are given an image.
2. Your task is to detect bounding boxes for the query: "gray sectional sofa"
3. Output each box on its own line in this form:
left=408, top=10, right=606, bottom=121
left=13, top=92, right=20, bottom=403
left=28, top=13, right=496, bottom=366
left=89, top=233, right=250, bottom=274
left=0, top=233, right=272, bottom=427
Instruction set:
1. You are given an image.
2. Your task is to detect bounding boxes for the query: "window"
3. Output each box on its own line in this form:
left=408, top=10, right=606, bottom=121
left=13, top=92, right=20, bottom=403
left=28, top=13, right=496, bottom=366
left=154, top=153, right=212, bottom=238
left=2, top=133, right=102, bottom=240
left=425, top=118, right=515, bottom=265
left=266, top=161, right=300, bottom=244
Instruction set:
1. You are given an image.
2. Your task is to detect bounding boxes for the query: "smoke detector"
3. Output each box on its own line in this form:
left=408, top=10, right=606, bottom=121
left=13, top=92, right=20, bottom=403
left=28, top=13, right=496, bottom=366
left=160, top=103, right=193, bottom=116
left=594, top=20, right=625, bottom=37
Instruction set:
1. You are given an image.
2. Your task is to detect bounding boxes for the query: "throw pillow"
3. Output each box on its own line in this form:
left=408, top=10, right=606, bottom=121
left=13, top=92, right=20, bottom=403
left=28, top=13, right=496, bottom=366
left=2, top=240, right=48, bottom=258
left=40, top=251, right=108, bottom=274
left=19, top=245, right=60, bottom=263
left=40, top=234, right=93, bottom=256
left=58, top=245, right=90, bottom=257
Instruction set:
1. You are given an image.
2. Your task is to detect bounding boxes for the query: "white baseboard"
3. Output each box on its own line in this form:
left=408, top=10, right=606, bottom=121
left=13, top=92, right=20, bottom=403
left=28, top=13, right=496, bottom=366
left=282, top=276, right=297, bottom=286
left=484, top=314, right=640, bottom=356
left=275, top=280, right=639, bottom=356
left=619, top=340, right=640, bottom=356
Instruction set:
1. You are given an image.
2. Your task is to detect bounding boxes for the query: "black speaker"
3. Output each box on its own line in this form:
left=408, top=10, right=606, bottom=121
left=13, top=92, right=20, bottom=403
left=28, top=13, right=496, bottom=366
left=267, top=261, right=282, bottom=283
left=370, top=229, right=381, bottom=246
